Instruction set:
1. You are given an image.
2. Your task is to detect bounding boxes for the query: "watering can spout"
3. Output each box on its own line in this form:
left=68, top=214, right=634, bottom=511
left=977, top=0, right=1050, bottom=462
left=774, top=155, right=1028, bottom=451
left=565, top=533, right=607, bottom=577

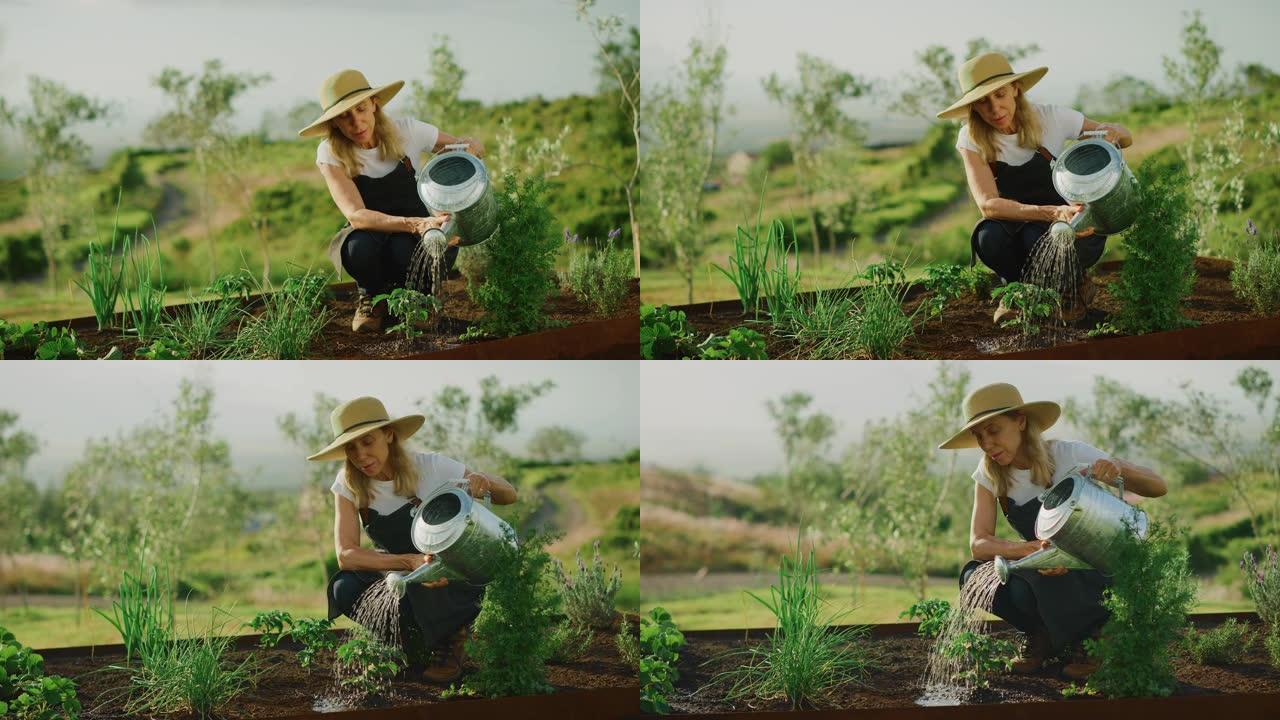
left=385, top=571, right=408, bottom=598
left=994, top=546, right=1092, bottom=584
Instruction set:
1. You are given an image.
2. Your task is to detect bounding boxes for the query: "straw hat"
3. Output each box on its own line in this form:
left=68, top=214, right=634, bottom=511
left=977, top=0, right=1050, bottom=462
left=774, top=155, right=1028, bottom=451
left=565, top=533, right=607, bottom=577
left=306, top=396, right=424, bottom=462
left=938, top=383, right=1060, bottom=450
left=936, top=52, right=1048, bottom=121
left=297, top=69, right=404, bottom=139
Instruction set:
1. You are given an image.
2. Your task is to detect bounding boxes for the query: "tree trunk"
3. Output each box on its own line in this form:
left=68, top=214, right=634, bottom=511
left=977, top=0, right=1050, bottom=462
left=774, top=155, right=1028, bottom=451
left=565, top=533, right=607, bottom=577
left=626, top=186, right=640, bottom=277
left=808, top=206, right=821, bottom=268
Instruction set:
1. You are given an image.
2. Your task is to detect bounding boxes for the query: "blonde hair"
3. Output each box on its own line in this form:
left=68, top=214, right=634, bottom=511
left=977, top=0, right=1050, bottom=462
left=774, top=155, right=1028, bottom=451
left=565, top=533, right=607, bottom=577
left=324, top=99, right=406, bottom=178
left=979, top=412, right=1056, bottom=499
left=965, top=81, right=1044, bottom=164
left=342, top=429, right=417, bottom=509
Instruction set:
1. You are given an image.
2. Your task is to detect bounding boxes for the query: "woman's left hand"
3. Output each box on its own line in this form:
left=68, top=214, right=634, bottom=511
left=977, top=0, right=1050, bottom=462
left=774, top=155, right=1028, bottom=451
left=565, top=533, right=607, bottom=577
left=464, top=473, right=492, bottom=499
left=1088, top=457, right=1123, bottom=485
left=1097, top=124, right=1124, bottom=147
left=460, top=138, right=486, bottom=159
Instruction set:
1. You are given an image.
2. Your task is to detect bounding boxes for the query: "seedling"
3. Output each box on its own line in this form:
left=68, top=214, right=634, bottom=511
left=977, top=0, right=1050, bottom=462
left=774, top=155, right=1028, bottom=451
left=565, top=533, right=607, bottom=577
left=247, top=610, right=292, bottom=648
left=640, top=304, right=697, bottom=360
left=640, top=607, right=685, bottom=715
left=207, top=270, right=255, bottom=303
left=900, top=599, right=952, bottom=639
left=991, top=283, right=1061, bottom=338
left=616, top=617, right=641, bottom=671
left=921, top=264, right=968, bottom=319
left=336, top=631, right=404, bottom=700
left=122, top=231, right=167, bottom=342
left=939, top=631, right=1015, bottom=688
left=75, top=195, right=130, bottom=331
left=697, top=327, right=768, bottom=360
left=373, top=287, right=441, bottom=340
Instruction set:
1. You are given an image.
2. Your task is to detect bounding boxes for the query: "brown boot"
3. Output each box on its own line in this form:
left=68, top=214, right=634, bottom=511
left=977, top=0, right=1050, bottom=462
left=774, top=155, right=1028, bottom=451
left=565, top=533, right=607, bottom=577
left=1061, top=651, right=1100, bottom=680
left=1011, top=628, right=1052, bottom=674
left=422, top=628, right=468, bottom=684
left=352, top=291, right=385, bottom=333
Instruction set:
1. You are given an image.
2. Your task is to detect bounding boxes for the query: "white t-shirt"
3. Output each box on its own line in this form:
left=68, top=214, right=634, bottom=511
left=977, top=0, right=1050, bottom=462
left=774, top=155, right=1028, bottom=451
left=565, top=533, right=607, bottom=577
left=330, top=450, right=465, bottom=516
left=972, top=439, right=1109, bottom=506
left=955, top=103, right=1085, bottom=166
left=316, top=115, right=440, bottom=178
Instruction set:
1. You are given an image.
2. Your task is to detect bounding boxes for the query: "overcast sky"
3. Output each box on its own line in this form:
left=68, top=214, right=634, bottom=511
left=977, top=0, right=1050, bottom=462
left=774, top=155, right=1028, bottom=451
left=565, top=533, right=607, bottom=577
left=1, top=361, right=640, bottom=489
left=641, top=360, right=1280, bottom=479
left=0, top=0, right=637, bottom=166
left=641, top=0, right=1280, bottom=149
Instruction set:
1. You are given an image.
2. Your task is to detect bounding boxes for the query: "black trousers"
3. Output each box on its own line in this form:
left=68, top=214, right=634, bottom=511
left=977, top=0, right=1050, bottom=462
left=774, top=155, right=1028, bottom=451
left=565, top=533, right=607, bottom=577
left=327, top=569, right=483, bottom=660
left=339, top=230, right=458, bottom=297
left=959, top=560, right=1042, bottom=636
left=973, top=219, right=1107, bottom=284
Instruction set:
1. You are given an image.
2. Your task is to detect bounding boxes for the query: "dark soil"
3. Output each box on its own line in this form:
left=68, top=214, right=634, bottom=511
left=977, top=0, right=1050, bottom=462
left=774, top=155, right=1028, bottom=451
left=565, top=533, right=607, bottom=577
left=10, top=275, right=639, bottom=360
left=680, top=257, right=1274, bottom=359
left=672, top=623, right=1280, bottom=714
left=42, top=627, right=636, bottom=719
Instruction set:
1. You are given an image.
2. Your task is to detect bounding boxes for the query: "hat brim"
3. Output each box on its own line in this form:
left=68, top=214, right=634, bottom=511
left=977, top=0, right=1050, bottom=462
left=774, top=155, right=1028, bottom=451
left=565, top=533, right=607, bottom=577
left=937, top=401, right=1060, bottom=450
left=297, top=79, right=405, bottom=139
left=936, top=66, right=1048, bottom=121
left=306, top=413, right=424, bottom=462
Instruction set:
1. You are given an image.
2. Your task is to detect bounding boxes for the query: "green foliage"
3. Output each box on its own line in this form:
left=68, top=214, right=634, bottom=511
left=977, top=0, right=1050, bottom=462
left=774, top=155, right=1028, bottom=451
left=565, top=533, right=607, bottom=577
left=95, top=558, right=175, bottom=664
left=0, top=320, right=84, bottom=360
left=0, top=628, right=47, bottom=702
left=247, top=610, right=292, bottom=648
left=548, top=620, right=594, bottom=663
left=290, top=618, right=338, bottom=669
left=466, top=528, right=560, bottom=697
left=1184, top=618, right=1253, bottom=664
left=602, top=505, right=640, bottom=551
left=991, top=282, right=1060, bottom=338
left=32, top=326, right=84, bottom=360
left=554, top=540, right=621, bottom=630
left=900, top=599, right=952, bottom=639
left=73, top=196, right=130, bottom=331
left=7, top=673, right=82, bottom=720
left=207, top=270, right=254, bottom=302
left=562, top=231, right=632, bottom=315
left=921, top=263, right=968, bottom=319
left=468, top=173, right=561, bottom=337
left=640, top=304, right=697, bottom=360
left=940, top=631, right=1016, bottom=688
left=715, top=217, right=803, bottom=321
left=639, top=607, right=685, bottom=715
left=1082, top=521, right=1197, bottom=698
left=1231, top=231, right=1280, bottom=315
left=122, top=230, right=168, bottom=342
left=1111, top=165, right=1198, bottom=333
left=710, top=545, right=871, bottom=709
left=373, top=287, right=441, bottom=340
left=697, top=327, right=768, bottom=360
left=335, top=630, right=403, bottom=700
left=1242, top=545, right=1280, bottom=627
left=226, top=269, right=332, bottom=359
left=134, top=337, right=187, bottom=360
left=157, top=295, right=239, bottom=359
left=616, top=617, right=641, bottom=671
left=1266, top=626, right=1280, bottom=669
left=857, top=284, right=915, bottom=359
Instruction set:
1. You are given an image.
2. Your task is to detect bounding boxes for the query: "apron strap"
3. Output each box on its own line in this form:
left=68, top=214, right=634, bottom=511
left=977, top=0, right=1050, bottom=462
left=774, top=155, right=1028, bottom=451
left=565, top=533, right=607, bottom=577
left=988, top=146, right=1054, bottom=180
left=359, top=495, right=424, bottom=527
left=998, top=495, right=1010, bottom=516
left=400, top=156, right=414, bottom=175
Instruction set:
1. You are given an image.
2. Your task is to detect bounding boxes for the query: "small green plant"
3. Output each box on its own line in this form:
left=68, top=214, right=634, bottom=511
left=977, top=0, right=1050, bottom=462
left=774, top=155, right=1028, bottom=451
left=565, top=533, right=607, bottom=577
left=33, top=326, right=83, bottom=360
left=1110, top=164, right=1198, bottom=333
left=710, top=544, right=872, bottom=710
left=95, top=557, right=174, bottom=664
left=921, top=263, right=967, bottom=319
left=991, top=282, right=1061, bottom=338
left=858, top=258, right=907, bottom=288
left=856, top=283, right=916, bottom=359
left=778, top=289, right=862, bottom=360
left=439, top=683, right=477, bottom=699
left=1, top=627, right=47, bottom=702
left=335, top=630, right=404, bottom=700
left=1184, top=618, right=1253, bottom=664
left=640, top=606, right=685, bottom=715
left=6, top=674, right=82, bottom=720
left=640, top=304, right=698, bottom=360
left=960, top=265, right=995, bottom=300
left=0, top=321, right=84, bottom=360
left=247, top=610, right=293, bottom=648
left=548, top=620, right=594, bottom=663
left=1232, top=225, right=1280, bottom=315
left=135, top=337, right=188, bottom=360
left=554, top=540, right=621, bottom=630
left=616, top=617, right=641, bottom=671
left=207, top=270, right=254, bottom=302
left=900, top=599, right=952, bottom=639
left=1266, top=626, right=1280, bottom=669
left=715, top=216, right=801, bottom=320
left=290, top=617, right=338, bottom=669
left=697, top=327, right=768, bottom=360
left=74, top=197, right=130, bottom=331
left=158, top=294, right=239, bottom=359
left=1242, top=545, right=1280, bottom=627
left=373, top=287, right=441, bottom=340
left=940, top=631, right=1016, bottom=688
left=227, top=269, right=332, bottom=359
left=122, top=230, right=168, bottom=342
left=561, top=228, right=632, bottom=315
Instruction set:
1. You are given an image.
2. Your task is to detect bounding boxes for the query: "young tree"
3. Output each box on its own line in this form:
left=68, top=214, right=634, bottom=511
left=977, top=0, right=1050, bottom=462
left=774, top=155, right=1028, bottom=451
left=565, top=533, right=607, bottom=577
left=527, top=425, right=586, bottom=464
left=763, top=54, right=871, bottom=264
left=576, top=0, right=641, bottom=275
left=416, top=376, right=555, bottom=476
left=278, top=391, right=341, bottom=586
left=642, top=36, right=728, bottom=303
left=408, top=35, right=471, bottom=133
left=0, top=77, right=111, bottom=288
left=888, top=38, right=1041, bottom=122
left=1075, top=74, right=1168, bottom=116
left=0, top=410, right=38, bottom=606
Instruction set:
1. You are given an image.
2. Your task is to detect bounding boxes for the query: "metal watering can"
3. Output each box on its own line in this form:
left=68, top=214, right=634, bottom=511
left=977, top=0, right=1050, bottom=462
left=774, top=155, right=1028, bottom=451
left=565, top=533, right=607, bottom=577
left=994, top=465, right=1148, bottom=584
left=384, top=481, right=517, bottom=597
left=1049, top=131, right=1141, bottom=238
left=416, top=144, right=500, bottom=247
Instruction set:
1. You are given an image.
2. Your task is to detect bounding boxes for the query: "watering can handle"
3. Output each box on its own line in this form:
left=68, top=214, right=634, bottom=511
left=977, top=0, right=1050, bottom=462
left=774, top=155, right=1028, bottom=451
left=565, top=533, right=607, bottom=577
left=1073, top=462, right=1125, bottom=501
left=454, top=480, right=492, bottom=507
left=444, top=142, right=471, bottom=152
left=1080, top=130, right=1108, bottom=138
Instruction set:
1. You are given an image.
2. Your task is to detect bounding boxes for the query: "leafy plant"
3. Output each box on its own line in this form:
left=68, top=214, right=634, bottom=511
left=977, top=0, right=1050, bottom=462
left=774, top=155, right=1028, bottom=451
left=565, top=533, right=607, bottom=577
left=697, top=327, right=768, bottom=360
left=227, top=268, right=332, bottom=359
left=207, top=269, right=254, bottom=302
left=290, top=617, right=338, bottom=669
left=135, top=337, right=188, bottom=360
left=7, top=674, right=81, bottom=720
left=33, top=326, right=83, bottom=360
left=940, top=631, right=1016, bottom=688
left=554, top=540, right=621, bottom=630
left=1242, top=545, right=1280, bottom=628
left=466, top=527, right=561, bottom=697
left=1080, top=520, right=1197, bottom=698
left=616, top=617, right=641, bottom=671
left=640, top=606, right=685, bottom=715
left=94, top=558, right=174, bottom=664
left=1184, top=618, right=1253, bottom=664
left=709, top=544, right=872, bottom=710
left=1, top=628, right=46, bottom=702
left=74, top=197, right=130, bottom=331
left=335, top=629, right=404, bottom=700
left=640, top=304, right=697, bottom=360
left=247, top=610, right=292, bottom=649
left=122, top=229, right=168, bottom=342
left=991, top=282, right=1060, bottom=338
left=548, top=620, right=594, bottom=663
left=561, top=229, right=632, bottom=315
left=1110, top=164, right=1199, bottom=333
left=900, top=599, right=952, bottom=639
left=1231, top=225, right=1280, bottom=315
left=921, top=263, right=967, bottom=319
left=960, top=265, right=995, bottom=300
left=373, top=287, right=441, bottom=340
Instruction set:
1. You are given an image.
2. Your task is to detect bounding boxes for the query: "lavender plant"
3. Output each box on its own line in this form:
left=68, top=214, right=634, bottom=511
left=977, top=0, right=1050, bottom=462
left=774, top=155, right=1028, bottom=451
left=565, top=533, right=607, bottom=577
left=554, top=540, right=621, bottom=630
left=561, top=228, right=631, bottom=315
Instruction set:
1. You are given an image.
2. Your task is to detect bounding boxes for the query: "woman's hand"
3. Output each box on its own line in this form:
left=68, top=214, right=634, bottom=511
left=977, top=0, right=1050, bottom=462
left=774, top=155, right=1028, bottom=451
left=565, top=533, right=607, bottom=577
left=401, top=553, right=449, bottom=588
left=459, top=138, right=485, bottom=158
left=405, top=214, right=451, bottom=236
left=1088, top=457, right=1124, bottom=486
left=463, top=473, right=492, bottom=499
left=1032, top=539, right=1069, bottom=575
left=1050, top=204, right=1095, bottom=237
left=1096, top=123, right=1125, bottom=147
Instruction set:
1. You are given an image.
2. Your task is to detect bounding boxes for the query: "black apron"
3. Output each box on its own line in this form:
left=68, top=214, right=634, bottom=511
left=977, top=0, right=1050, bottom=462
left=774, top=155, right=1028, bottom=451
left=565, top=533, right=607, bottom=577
left=968, top=146, right=1067, bottom=267
left=987, top=491, right=1111, bottom=653
left=326, top=156, right=434, bottom=276
left=325, top=495, right=484, bottom=652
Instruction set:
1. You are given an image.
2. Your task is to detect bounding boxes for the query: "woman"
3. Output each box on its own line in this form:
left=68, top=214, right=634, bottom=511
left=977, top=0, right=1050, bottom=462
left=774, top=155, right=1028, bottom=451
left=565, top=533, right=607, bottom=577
left=308, top=396, right=516, bottom=682
left=937, top=53, right=1134, bottom=323
left=938, top=383, right=1166, bottom=680
left=299, top=69, right=485, bottom=333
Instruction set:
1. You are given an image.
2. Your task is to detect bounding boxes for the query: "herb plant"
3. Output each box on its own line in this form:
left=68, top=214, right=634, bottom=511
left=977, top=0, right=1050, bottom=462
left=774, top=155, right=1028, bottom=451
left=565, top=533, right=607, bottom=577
left=640, top=606, right=685, bottom=715
left=1266, top=627, right=1280, bottom=670
left=1242, top=545, right=1280, bottom=627
left=74, top=204, right=129, bottom=331
left=900, top=599, right=952, bottom=639
left=562, top=229, right=632, bottom=315
left=6, top=674, right=82, bottom=719
left=554, top=540, right=621, bottom=630
left=227, top=269, right=332, bottom=359
left=1232, top=226, right=1280, bottom=315
left=921, top=263, right=967, bottom=319
left=157, top=294, right=238, bottom=359
left=33, top=326, right=83, bottom=360
left=616, top=617, right=641, bottom=671
left=715, top=217, right=800, bottom=320
left=697, top=327, right=768, bottom=360
left=991, top=282, right=1061, bottom=338
left=335, top=630, right=404, bottom=700
left=1110, top=164, right=1198, bottom=333
left=373, top=287, right=441, bottom=340
left=1184, top=618, right=1253, bottom=664
left=1, top=627, right=46, bottom=701
left=940, top=631, right=1016, bottom=688
left=207, top=270, right=254, bottom=303
left=640, top=304, right=697, bottom=360
left=122, top=231, right=167, bottom=342
left=548, top=620, right=593, bottom=663
left=247, top=610, right=292, bottom=648
left=95, top=559, right=175, bottom=664
left=290, top=617, right=338, bottom=669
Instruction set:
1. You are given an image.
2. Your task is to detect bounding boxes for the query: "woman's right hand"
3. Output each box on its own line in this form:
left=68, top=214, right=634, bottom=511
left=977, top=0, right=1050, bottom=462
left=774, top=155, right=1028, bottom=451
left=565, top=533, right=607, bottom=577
left=405, top=214, right=451, bottom=236
left=401, top=553, right=449, bottom=588
left=1030, top=540, right=1068, bottom=576
left=1052, top=204, right=1084, bottom=224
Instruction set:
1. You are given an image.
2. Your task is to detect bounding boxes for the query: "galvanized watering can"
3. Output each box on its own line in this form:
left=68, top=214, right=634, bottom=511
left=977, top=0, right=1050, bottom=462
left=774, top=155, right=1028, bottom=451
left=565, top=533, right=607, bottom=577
left=384, top=481, right=516, bottom=597
left=994, top=465, right=1148, bottom=584
left=1050, top=131, right=1141, bottom=238
left=416, top=144, right=500, bottom=247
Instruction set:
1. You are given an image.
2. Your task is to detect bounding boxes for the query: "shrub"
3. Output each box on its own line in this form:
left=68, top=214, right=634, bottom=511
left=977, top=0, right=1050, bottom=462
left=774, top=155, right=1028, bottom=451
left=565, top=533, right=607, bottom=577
left=561, top=229, right=632, bottom=315
left=374, top=287, right=441, bottom=340
left=554, top=540, right=621, bottom=630
left=1110, top=165, right=1198, bottom=333
left=900, top=599, right=951, bottom=639
left=335, top=630, right=403, bottom=701
left=1184, top=618, right=1253, bottom=664
left=616, top=617, right=641, bottom=671
left=1266, top=626, right=1280, bottom=669
left=468, top=173, right=562, bottom=337
left=991, top=282, right=1060, bottom=338
left=940, top=631, right=1015, bottom=688
left=640, top=304, right=697, bottom=360
left=1242, top=545, right=1280, bottom=627
left=697, top=327, right=768, bottom=360
left=640, top=607, right=685, bottom=715
left=1082, top=520, right=1196, bottom=698
left=1231, top=236, right=1280, bottom=315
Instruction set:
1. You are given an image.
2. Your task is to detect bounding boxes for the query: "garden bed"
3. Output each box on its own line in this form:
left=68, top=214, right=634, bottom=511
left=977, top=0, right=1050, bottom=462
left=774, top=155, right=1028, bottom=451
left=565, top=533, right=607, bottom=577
left=38, top=628, right=636, bottom=719
left=673, top=258, right=1280, bottom=360
left=5, top=277, right=640, bottom=360
left=666, top=613, right=1280, bottom=719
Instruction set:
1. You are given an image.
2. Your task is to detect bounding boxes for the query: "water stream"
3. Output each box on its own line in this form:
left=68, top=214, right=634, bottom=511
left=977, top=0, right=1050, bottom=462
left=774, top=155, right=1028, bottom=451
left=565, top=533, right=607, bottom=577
left=313, top=576, right=406, bottom=711
left=407, top=231, right=450, bottom=305
left=1022, top=223, right=1082, bottom=342
left=917, top=561, right=1004, bottom=706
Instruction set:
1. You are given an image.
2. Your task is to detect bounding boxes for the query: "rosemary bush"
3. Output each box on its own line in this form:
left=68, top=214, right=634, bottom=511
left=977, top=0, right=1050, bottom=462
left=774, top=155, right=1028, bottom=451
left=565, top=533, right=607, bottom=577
left=616, top=617, right=641, bottom=671
left=561, top=229, right=632, bottom=315
left=1110, top=164, right=1198, bottom=333
left=553, top=540, right=621, bottom=630
left=1184, top=618, right=1253, bottom=664
left=1231, top=230, right=1280, bottom=315
left=548, top=621, right=594, bottom=663
left=1242, top=545, right=1280, bottom=627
